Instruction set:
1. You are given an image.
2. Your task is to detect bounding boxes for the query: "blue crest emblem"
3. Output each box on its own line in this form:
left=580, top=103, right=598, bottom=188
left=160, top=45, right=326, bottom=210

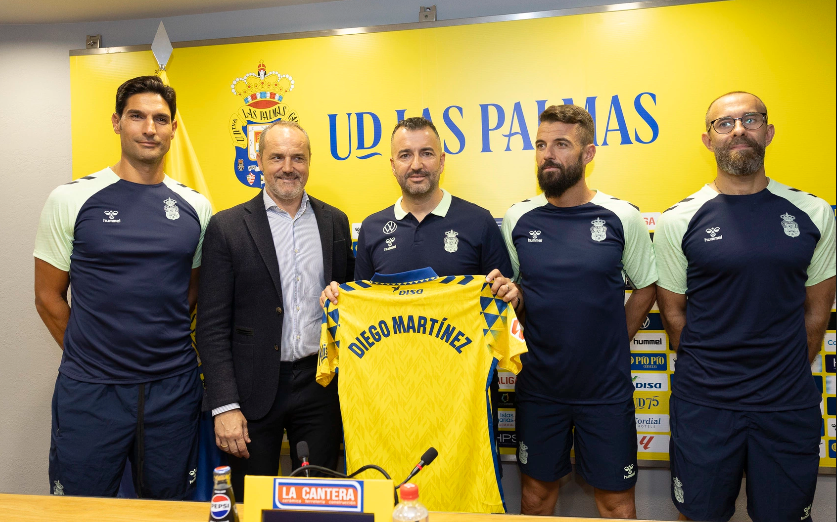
left=229, top=61, right=299, bottom=188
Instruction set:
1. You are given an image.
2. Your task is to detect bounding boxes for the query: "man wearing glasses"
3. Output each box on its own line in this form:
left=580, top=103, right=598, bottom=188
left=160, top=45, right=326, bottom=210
left=655, top=91, right=836, bottom=521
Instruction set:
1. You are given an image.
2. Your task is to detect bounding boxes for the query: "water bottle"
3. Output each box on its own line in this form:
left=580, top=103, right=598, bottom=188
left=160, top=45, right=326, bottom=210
left=392, top=483, right=429, bottom=522
left=209, top=466, right=240, bottom=522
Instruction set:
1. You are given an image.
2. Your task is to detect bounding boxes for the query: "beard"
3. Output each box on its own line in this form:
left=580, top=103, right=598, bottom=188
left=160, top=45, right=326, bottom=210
left=537, top=152, right=585, bottom=199
left=396, top=168, right=440, bottom=196
left=714, top=135, right=766, bottom=176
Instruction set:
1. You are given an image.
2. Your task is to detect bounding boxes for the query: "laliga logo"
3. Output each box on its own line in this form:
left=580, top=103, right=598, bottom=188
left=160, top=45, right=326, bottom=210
left=229, top=61, right=298, bottom=188
left=510, top=318, right=525, bottom=342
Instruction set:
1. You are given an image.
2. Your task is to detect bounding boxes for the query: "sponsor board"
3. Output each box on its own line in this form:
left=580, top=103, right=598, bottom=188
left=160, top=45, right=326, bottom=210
left=811, top=355, right=822, bottom=373
left=637, top=434, right=669, bottom=453
left=828, top=418, right=836, bottom=438
left=636, top=414, right=670, bottom=433
left=631, top=333, right=667, bottom=352
left=498, top=371, right=516, bottom=391
left=827, top=375, right=835, bottom=395
left=497, top=391, right=516, bottom=408
left=827, top=397, right=835, bottom=416
left=825, top=333, right=836, bottom=353
left=351, top=223, right=362, bottom=240
left=273, top=478, right=363, bottom=512
left=830, top=440, right=836, bottom=459
left=820, top=439, right=826, bottom=458
left=639, top=313, right=664, bottom=331
left=826, top=354, right=836, bottom=373
left=634, top=393, right=668, bottom=413
left=669, top=352, right=677, bottom=372
left=632, top=373, right=669, bottom=391
left=631, top=353, right=667, bottom=371
left=497, top=431, right=517, bottom=448
left=498, top=408, right=515, bottom=430
left=642, top=212, right=661, bottom=232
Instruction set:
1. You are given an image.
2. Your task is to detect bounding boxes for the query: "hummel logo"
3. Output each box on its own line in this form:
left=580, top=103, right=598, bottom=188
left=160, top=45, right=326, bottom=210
left=704, top=227, right=722, bottom=242
left=103, top=210, right=121, bottom=223
left=623, top=464, right=636, bottom=479
left=528, top=230, right=543, bottom=243
left=384, top=237, right=397, bottom=251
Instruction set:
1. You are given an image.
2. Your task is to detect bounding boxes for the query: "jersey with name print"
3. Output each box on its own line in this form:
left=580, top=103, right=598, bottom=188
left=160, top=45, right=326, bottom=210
left=316, top=268, right=526, bottom=513
left=654, top=180, right=835, bottom=410
left=34, top=167, right=212, bottom=384
left=501, top=191, right=657, bottom=404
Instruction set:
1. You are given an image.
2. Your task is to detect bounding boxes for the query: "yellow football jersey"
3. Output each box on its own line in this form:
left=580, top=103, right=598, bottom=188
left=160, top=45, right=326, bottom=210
left=316, top=269, right=526, bottom=513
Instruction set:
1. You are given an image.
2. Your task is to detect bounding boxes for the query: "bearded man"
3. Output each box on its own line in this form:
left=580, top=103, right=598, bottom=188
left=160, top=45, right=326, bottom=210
left=500, top=104, right=658, bottom=518
left=655, top=91, right=835, bottom=522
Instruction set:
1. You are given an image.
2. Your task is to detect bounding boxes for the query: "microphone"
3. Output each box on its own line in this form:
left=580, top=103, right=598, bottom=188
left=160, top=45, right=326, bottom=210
left=396, top=447, right=438, bottom=488
left=297, top=441, right=310, bottom=477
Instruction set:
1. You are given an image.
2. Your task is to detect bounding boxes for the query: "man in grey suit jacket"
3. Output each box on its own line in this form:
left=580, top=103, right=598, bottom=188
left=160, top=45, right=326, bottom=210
left=197, top=121, right=354, bottom=499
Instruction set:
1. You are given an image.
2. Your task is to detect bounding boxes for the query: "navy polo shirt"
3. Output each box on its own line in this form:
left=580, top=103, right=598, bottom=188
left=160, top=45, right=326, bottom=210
left=354, top=189, right=512, bottom=280
left=34, top=167, right=212, bottom=384
left=655, top=179, right=836, bottom=411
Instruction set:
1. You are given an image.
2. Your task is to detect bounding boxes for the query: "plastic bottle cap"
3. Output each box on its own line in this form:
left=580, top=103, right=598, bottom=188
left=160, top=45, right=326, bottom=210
left=400, top=482, right=419, bottom=501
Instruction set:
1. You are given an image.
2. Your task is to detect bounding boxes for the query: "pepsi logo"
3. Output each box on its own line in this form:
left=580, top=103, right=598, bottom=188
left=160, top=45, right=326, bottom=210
left=211, top=494, right=231, bottom=519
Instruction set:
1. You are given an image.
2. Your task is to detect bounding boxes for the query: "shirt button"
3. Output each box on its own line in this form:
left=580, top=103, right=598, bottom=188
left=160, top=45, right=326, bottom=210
left=274, top=344, right=279, bottom=351
left=295, top=248, right=299, bottom=253
left=276, top=306, right=283, bottom=315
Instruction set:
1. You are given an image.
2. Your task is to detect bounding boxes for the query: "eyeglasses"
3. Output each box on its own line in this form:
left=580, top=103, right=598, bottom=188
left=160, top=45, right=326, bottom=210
left=708, top=112, right=767, bottom=134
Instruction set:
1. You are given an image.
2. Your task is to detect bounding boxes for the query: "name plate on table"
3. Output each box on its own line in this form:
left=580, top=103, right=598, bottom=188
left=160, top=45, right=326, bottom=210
left=243, top=476, right=394, bottom=522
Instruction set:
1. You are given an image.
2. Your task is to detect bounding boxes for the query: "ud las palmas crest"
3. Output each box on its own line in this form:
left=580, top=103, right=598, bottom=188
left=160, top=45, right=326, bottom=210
left=781, top=212, right=800, bottom=237
left=590, top=217, right=607, bottom=242
left=229, top=61, right=298, bottom=188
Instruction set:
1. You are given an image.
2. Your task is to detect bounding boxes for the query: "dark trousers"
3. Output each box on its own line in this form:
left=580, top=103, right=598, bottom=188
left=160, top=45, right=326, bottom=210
left=49, top=368, right=202, bottom=499
left=228, top=355, right=342, bottom=501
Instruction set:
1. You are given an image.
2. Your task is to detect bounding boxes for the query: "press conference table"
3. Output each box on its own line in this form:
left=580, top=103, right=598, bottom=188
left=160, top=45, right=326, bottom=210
left=0, top=494, right=659, bottom=521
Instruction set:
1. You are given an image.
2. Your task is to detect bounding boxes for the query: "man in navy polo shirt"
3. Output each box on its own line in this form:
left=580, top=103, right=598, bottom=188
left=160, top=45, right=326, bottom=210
left=34, top=76, right=211, bottom=498
left=655, top=91, right=836, bottom=522
left=321, top=116, right=518, bottom=308
left=502, top=104, right=658, bottom=518
left=321, top=117, right=520, bottom=474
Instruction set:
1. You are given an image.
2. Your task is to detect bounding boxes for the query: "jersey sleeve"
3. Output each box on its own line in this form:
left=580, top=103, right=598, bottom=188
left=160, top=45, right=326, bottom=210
left=353, top=223, right=374, bottom=280
left=480, top=213, right=513, bottom=277
left=500, top=209, right=521, bottom=282
left=621, top=206, right=658, bottom=289
left=653, top=210, right=688, bottom=294
left=480, top=284, right=527, bottom=373
left=806, top=200, right=837, bottom=286
left=316, top=301, right=340, bottom=386
left=33, top=187, right=75, bottom=272
left=191, top=196, right=213, bottom=269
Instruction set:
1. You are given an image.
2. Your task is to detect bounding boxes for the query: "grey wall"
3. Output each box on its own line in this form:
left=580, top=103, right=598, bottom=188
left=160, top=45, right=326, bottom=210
left=1, top=0, right=834, bottom=519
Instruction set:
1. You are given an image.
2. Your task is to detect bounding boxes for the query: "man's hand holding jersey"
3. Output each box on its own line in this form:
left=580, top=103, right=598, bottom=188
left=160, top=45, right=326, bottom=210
left=320, top=270, right=523, bottom=312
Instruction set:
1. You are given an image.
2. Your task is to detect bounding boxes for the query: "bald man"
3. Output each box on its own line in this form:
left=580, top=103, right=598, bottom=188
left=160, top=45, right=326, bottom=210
left=654, top=92, right=835, bottom=522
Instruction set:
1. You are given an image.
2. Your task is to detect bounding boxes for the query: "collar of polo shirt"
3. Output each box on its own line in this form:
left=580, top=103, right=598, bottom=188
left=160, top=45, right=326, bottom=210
left=393, top=189, right=452, bottom=220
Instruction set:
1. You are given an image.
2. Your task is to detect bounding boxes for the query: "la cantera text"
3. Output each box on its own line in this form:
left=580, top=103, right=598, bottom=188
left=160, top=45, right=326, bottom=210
left=343, top=315, right=472, bottom=359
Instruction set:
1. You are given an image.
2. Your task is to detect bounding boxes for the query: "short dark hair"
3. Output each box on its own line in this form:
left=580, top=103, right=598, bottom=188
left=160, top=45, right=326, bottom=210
left=115, top=76, right=176, bottom=117
left=705, top=91, right=768, bottom=130
left=391, top=117, right=440, bottom=140
left=539, top=104, right=595, bottom=146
